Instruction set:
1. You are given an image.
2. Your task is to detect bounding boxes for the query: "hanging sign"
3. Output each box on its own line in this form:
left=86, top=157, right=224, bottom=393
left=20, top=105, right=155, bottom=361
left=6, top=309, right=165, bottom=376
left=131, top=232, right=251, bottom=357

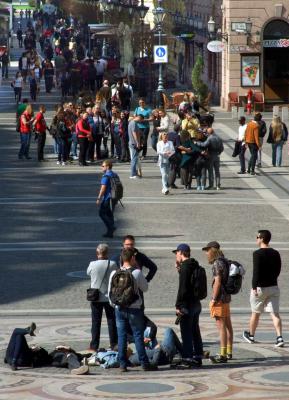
left=263, top=39, right=289, bottom=48
left=207, top=40, right=225, bottom=52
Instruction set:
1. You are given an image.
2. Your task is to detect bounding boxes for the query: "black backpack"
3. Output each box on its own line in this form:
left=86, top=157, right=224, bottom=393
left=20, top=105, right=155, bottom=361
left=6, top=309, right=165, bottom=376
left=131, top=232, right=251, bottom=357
left=224, top=260, right=245, bottom=295
left=110, top=269, right=139, bottom=307
left=106, top=173, right=123, bottom=206
left=191, top=264, right=207, bottom=300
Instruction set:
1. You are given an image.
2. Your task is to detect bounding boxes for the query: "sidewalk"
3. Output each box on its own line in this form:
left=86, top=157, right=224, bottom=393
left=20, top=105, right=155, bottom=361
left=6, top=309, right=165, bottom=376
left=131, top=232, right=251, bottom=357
left=0, top=313, right=289, bottom=399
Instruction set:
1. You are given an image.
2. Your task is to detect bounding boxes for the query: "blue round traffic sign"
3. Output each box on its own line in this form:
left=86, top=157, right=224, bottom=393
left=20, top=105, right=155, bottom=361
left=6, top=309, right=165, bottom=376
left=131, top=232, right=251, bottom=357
left=156, top=47, right=166, bottom=57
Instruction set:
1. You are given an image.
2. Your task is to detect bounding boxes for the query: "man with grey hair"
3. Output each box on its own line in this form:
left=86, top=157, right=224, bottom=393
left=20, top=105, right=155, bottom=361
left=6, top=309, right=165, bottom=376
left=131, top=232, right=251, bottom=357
left=87, top=243, right=118, bottom=351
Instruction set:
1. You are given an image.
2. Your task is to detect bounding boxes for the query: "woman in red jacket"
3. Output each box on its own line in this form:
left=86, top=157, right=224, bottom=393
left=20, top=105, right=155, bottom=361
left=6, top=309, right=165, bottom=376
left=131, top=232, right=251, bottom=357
left=76, top=112, right=91, bottom=166
left=18, top=104, right=34, bottom=160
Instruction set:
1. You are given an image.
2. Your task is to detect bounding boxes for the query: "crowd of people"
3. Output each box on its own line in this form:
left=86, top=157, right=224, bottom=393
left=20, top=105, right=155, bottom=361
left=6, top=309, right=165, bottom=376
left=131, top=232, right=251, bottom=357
left=5, top=229, right=284, bottom=373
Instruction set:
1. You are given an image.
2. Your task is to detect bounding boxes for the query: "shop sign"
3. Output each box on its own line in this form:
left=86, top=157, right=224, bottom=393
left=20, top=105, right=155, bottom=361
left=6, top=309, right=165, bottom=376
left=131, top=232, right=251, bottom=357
left=207, top=40, right=225, bottom=52
left=230, top=45, right=257, bottom=53
left=263, top=39, right=289, bottom=47
left=241, top=55, right=260, bottom=87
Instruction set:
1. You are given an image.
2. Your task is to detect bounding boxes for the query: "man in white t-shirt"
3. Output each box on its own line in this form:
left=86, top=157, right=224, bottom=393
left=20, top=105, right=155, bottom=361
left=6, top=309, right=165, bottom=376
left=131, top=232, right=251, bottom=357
left=237, top=116, right=247, bottom=174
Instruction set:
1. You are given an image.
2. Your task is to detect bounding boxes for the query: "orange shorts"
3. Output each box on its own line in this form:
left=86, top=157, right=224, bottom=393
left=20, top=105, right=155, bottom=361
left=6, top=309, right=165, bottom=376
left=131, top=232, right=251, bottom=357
left=210, top=301, right=230, bottom=318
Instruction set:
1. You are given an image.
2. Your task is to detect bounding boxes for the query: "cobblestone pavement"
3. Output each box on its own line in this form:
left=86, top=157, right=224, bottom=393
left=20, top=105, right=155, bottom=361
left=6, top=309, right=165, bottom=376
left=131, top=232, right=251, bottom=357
left=1, top=314, right=289, bottom=399
left=1, top=18, right=289, bottom=399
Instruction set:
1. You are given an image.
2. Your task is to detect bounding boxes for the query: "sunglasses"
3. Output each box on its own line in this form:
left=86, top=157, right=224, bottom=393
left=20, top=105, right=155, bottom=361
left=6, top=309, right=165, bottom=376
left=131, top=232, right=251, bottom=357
left=256, top=236, right=262, bottom=239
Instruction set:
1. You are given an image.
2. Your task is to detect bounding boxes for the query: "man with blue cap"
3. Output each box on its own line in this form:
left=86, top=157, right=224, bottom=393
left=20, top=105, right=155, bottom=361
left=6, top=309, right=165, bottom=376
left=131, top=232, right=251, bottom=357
left=173, top=243, right=204, bottom=367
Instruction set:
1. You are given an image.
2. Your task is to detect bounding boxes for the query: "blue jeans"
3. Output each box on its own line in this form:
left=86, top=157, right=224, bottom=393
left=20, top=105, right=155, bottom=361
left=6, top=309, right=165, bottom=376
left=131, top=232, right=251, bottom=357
left=161, top=328, right=183, bottom=361
left=129, top=145, right=139, bottom=177
left=99, top=198, right=115, bottom=235
left=208, top=153, right=220, bottom=187
left=19, top=132, right=31, bottom=158
left=57, top=138, right=68, bottom=162
left=115, top=307, right=149, bottom=368
left=272, top=142, right=284, bottom=166
left=71, top=132, right=78, bottom=157
left=159, top=162, right=170, bottom=191
left=180, top=302, right=203, bottom=360
left=248, top=143, right=258, bottom=172
left=5, top=328, right=33, bottom=366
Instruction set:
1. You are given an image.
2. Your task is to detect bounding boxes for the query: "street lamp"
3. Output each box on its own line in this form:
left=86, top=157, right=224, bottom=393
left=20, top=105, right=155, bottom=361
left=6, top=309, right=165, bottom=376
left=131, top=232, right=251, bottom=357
left=207, top=16, right=228, bottom=41
left=99, top=0, right=109, bottom=57
left=152, top=0, right=166, bottom=105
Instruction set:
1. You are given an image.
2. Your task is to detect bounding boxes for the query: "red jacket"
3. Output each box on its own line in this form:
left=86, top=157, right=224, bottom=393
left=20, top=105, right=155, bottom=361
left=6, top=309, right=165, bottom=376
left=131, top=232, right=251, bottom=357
left=76, top=118, right=91, bottom=138
left=34, top=112, right=46, bottom=133
left=20, top=111, right=32, bottom=134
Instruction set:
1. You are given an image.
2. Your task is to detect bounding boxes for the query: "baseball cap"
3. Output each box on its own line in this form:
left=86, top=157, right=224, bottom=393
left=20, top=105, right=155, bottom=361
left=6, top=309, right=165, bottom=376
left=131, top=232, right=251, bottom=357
left=172, top=243, right=191, bottom=253
left=202, top=241, right=220, bottom=251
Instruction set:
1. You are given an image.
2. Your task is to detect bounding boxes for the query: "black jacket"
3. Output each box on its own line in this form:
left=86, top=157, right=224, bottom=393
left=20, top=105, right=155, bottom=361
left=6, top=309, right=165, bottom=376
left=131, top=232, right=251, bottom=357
left=175, top=258, right=200, bottom=309
left=115, top=248, right=157, bottom=282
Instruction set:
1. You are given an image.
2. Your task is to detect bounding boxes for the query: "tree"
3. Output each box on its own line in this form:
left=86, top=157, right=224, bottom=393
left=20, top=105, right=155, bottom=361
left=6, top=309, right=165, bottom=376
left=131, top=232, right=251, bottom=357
left=191, top=54, right=208, bottom=102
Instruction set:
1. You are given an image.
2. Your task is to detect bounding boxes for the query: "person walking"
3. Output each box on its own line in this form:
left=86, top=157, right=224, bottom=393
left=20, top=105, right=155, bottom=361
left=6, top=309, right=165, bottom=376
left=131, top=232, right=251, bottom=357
left=157, top=132, right=175, bottom=195
left=173, top=243, right=204, bottom=367
left=255, top=113, right=267, bottom=168
left=202, top=241, right=233, bottom=363
left=128, top=115, right=142, bottom=179
left=245, top=115, right=261, bottom=175
left=237, top=116, right=247, bottom=174
left=12, top=71, right=23, bottom=104
left=18, top=104, right=34, bottom=160
left=134, top=98, right=152, bottom=159
left=1, top=50, right=9, bottom=79
left=96, top=159, right=116, bottom=238
left=267, top=116, right=288, bottom=167
left=33, top=105, right=47, bottom=162
left=87, top=243, right=118, bottom=351
left=243, top=230, right=284, bottom=347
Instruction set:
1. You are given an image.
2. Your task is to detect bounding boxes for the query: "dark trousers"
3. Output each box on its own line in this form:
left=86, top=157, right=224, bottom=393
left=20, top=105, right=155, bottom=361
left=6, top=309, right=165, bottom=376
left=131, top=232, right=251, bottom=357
left=88, top=135, right=103, bottom=160
left=78, top=137, right=88, bottom=165
left=99, top=198, right=115, bottom=235
left=5, top=328, right=33, bottom=366
left=168, top=164, right=179, bottom=187
left=90, top=301, right=118, bottom=350
left=180, top=302, right=203, bottom=360
left=139, top=127, right=150, bottom=157
left=248, top=143, right=258, bottom=172
left=57, top=138, right=68, bottom=162
left=239, top=144, right=246, bottom=172
left=2, top=63, right=8, bottom=78
left=51, top=351, right=80, bottom=370
left=37, top=132, right=46, bottom=161
left=121, top=137, right=129, bottom=161
left=181, top=165, right=193, bottom=188
left=96, top=74, right=103, bottom=91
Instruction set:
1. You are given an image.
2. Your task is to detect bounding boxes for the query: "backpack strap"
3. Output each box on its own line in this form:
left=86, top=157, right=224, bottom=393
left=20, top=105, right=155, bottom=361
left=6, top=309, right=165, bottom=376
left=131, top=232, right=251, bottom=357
left=98, top=260, right=110, bottom=289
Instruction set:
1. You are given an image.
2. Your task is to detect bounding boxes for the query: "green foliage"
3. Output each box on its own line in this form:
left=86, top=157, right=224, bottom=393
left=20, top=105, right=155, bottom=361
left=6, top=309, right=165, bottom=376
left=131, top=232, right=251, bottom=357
left=191, top=54, right=208, bottom=102
left=28, top=0, right=37, bottom=8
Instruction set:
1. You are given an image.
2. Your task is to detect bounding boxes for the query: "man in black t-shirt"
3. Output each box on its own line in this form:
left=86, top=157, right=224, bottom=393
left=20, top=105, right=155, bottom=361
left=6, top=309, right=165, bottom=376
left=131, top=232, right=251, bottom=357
left=243, top=230, right=284, bottom=347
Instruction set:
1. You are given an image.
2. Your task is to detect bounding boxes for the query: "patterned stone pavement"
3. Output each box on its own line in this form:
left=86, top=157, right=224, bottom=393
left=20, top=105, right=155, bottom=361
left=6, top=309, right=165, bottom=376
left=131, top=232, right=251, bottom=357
left=1, top=313, right=289, bottom=399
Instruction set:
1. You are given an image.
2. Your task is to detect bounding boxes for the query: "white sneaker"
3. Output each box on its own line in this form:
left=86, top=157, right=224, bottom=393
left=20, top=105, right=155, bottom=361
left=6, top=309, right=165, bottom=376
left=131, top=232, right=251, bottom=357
left=72, top=156, right=78, bottom=160
left=130, top=176, right=140, bottom=179
left=56, top=161, right=60, bottom=165
left=61, top=162, right=66, bottom=166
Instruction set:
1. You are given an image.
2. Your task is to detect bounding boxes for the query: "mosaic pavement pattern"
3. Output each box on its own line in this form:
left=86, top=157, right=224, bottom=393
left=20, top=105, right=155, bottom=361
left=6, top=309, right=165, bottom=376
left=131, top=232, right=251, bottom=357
left=1, top=314, right=289, bottom=399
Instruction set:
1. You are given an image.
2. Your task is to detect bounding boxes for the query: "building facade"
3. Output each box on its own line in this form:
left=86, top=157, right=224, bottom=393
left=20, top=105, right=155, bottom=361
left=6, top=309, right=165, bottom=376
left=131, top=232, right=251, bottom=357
left=159, top=0, right=222, bottom=102
left=222, top=0, right=289, bottom=108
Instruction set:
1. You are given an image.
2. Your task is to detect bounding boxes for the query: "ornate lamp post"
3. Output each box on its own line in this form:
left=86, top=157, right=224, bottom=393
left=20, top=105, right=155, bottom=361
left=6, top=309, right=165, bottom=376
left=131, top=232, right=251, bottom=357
left=152, top=0, right=166, bottom=105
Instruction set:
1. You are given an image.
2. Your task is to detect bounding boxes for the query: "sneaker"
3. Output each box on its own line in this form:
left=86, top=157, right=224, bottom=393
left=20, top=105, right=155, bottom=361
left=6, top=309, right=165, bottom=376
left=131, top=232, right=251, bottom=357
left=210, top=354, right=227, bottom=364
left=237, top=171, right=246, bottom=174
left=164, top=190, right=169, bottom=195
left=205, top=186, right=213, bottom=190
left=27, top=322, right=36, bottom=336
left=243, top=330, right=255, bottom=344
left=275, top=336, right=284, bottom=347
left=11, top=363, right=17, bottom=371
left=216, top=186, right=221, bottom=190
left=130, top=175, right=140, bottom=179
left=119, top=366, right=128, bottom=372
left=142, top=363, right=158, bottom=371
left=170, top=184, right=178, bottom=189
left=227, top=353, right=232, bottom=360
left=72, top=156, right=78, bottom=160
left=56, top=161, right=60, bottom=165
left=196, top=186, right=201, bottom=191
left=201, top=186, right=205, bottom=191
left=251, top=172, right=256, bottom=176
left=71, top=365, right=89, bottom=375
left=61, top=162, right=66, bottom=166
left=257, top=163, right=262, bottom=168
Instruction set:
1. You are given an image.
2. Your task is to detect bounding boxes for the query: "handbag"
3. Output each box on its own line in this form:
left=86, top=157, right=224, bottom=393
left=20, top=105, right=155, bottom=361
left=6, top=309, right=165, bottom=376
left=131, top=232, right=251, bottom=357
left=87, top=260, right=110, bottom=301
left=232, top=141, right=241, bottom=157
left=169, top=151, right=182, bottom=165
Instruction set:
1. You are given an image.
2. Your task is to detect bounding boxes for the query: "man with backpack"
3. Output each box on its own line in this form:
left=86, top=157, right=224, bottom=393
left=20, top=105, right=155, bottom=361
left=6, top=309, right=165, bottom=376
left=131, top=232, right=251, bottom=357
left=108, top=248, right=157, bottom=372
left=96, top=160, right=123, bottom=238
left=173, top=243, right=205, bottom=367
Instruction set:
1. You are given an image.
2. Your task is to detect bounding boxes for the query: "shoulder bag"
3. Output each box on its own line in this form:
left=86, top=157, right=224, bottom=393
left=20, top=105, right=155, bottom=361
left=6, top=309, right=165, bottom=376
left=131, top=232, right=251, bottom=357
left=87, top=260, right=110, bottom=302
